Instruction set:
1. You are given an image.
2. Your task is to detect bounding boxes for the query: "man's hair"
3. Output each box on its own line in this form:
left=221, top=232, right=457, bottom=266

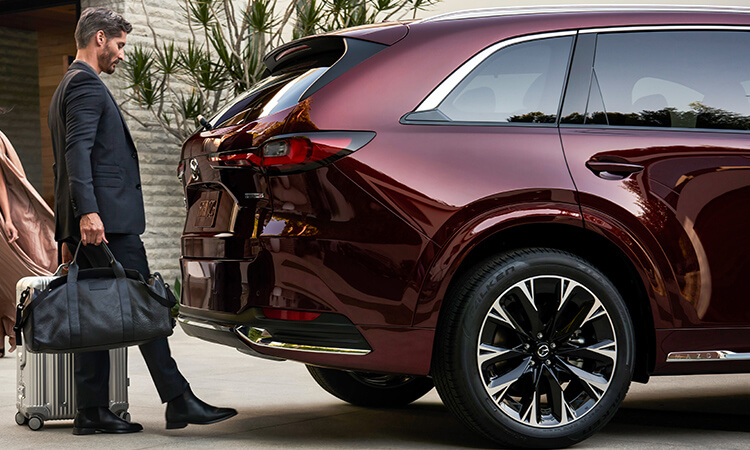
left=74, top=7, right=132, bottom=49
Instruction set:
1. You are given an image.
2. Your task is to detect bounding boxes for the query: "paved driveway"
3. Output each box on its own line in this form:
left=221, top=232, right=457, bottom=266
left=2, top=328, right=749, bottom=449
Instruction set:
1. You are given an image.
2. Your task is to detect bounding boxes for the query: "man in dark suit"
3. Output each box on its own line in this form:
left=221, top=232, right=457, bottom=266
left=48, top=7, right=237, bottom=435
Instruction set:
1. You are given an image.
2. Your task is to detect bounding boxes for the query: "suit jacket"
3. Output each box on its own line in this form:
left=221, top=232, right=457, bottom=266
left=48, top=60, right=145, bottom=242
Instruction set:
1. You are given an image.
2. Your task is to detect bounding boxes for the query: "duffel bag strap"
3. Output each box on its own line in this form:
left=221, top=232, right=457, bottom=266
left=67, top=256, right=83, bottom=348
left=13, top=288, right=30, bottom=347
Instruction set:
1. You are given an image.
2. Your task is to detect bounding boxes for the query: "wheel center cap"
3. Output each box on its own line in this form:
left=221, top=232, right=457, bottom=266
left=536, top=344, right=551, bottom=359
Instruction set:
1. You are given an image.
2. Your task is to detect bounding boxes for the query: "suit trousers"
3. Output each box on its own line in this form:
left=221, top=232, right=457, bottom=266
left=64, top=234, right=188, bottom=409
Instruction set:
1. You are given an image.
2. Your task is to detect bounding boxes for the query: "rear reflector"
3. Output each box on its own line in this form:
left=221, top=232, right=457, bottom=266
left=262, top=308, right=321, bottom=321
left=208, top=131, right=375, bottom=174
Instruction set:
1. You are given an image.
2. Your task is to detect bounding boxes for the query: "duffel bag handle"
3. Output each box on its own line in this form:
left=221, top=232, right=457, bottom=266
left=68, top=241, right=127, bottom=282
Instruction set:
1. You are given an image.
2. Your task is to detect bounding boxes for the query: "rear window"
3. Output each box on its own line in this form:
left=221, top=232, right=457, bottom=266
left=210, top=67, right=328, bottom=128
left=437, top=36, right=573, bottom=124
left=208, top=37, right=387, bottom=129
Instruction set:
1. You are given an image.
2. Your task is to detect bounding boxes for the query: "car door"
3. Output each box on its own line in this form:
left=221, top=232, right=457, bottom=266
left=559, top=29, right=750, bottom=335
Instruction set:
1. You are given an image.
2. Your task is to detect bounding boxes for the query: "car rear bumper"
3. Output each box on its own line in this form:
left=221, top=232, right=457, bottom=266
left=177, top=307, right=436, bottom=375
left=178, top=305, right=371, bottom=355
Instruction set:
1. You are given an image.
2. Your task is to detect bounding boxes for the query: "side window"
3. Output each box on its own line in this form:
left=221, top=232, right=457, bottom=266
left=436, top=36, right=573, bottom=124
left=587, top=31, right=750, bottom=130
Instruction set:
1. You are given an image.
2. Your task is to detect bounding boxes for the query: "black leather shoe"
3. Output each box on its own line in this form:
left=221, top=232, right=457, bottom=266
left=165, top=387, right=237, bottom=429
left=73, top=407, right=143, bottom=435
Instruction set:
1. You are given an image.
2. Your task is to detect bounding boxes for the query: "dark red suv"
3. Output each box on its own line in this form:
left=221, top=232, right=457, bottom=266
left=177, top=6, right=750, bottom=447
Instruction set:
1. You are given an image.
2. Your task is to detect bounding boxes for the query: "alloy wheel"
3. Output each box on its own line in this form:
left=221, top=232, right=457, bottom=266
left=477, top=275, right=617, bottom=428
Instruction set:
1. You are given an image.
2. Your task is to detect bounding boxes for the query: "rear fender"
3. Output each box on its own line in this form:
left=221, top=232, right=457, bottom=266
left=413, top=203, right=583, bottom=328
left=413, top=203, right=671, bottom=331
left=580, top=206, right=673, bottom=343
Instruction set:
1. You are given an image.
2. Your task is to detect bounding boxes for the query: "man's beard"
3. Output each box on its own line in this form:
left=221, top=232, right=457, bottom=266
left=99, top=46, right=118, bottom=74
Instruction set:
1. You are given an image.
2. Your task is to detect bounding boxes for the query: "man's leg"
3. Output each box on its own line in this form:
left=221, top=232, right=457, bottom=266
left=74, top=350, right=109, bottom=409
left=65, top=240, right=142, bottom=434
left=65, top=241, right=111, bottom=410
left=73, top=235, right=236, bottom=428
left=102, top=235, right=188, bottom=402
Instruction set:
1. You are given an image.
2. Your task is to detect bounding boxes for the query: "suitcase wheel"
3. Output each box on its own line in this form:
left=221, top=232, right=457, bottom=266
left=118, top=411, right=131, bottom=422
left=15, top=412, right=28, bottom=426
left=28, top=416, right=43, bottom=431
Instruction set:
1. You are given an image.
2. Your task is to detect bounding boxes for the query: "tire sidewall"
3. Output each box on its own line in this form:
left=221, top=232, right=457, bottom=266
left=450, top=251, right=635, bottom=446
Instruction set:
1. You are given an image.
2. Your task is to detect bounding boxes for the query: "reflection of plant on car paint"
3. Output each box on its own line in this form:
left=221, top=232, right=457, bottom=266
left=122, top=0, right=440, bottom=143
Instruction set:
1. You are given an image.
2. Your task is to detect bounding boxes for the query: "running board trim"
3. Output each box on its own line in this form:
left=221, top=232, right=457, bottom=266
left=667, top=351, right=750, bottom=362
left=233, top=325, right=371, bottom=356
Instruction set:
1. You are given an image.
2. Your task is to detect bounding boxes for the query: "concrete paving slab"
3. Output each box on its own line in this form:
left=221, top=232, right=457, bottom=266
left=3, top=329, right=749, bottom=449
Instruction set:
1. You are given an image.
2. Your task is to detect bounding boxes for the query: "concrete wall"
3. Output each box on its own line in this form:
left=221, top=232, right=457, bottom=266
left=0, top=26, right=42, bottom=194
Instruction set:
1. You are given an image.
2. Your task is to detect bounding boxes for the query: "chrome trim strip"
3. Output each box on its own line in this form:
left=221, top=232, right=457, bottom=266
left=414, top=30, right=577, bottom=112
left=228, top=202, right=239, bottom=233
left=582, top=24, right=750, bottom=34
left=421, top=5, right=750, bottom=23
left=178, top=317, right=233, bottom=333
left=233, top=326, right=371, bottom=356
left=667, top=351, right=750, bottom=362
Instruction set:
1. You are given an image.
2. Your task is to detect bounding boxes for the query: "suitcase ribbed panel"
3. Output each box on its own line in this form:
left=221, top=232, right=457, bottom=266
left=46, top=352, right=76, bottom=419
left=108, top=348, right=129, bottom=415
left=16, top=276, right=130, bottom=424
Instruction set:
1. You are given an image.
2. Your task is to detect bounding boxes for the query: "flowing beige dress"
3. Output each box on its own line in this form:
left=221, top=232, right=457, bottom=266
left=0, top=131, right=56, bottom=353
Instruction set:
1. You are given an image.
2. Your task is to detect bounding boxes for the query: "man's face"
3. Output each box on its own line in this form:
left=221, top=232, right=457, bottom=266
left=98, top=31, right=126, bottom=75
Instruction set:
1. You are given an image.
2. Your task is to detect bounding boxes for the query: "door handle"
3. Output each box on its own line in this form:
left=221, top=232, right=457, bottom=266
left=586, top=160, right=644, bottom=180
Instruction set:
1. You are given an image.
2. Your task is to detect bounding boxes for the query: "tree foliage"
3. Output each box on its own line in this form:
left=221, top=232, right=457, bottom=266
left=123, top=0, right=439, bottom=144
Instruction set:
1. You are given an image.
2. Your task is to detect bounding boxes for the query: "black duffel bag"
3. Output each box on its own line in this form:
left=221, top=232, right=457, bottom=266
left=15, top=242, right=176, bottom=353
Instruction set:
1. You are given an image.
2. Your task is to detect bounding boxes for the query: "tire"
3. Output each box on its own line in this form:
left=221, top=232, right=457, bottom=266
left=307, top=366, right=434, bottom=407
left=28, top=415, right=44, bottom=431
left=15, top=412, right=27, bottom=426
left=433, top=248, right=635, bottom=449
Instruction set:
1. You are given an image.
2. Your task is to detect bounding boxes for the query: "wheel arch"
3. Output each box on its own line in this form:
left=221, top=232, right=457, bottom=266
left=418, top=209, right=660, bottom=383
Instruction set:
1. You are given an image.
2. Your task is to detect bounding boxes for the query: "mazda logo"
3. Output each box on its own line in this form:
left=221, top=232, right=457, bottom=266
left=189, top=158, right=200, bottom=181
left=537, top=344, right=550, bottom=359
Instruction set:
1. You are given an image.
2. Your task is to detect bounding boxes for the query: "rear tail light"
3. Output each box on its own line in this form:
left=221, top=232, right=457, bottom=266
left=262, top=308, right=321, bottom=321
left=177, top=161, right=185, bottom=182
left=208, top=131, right=375, bottom=174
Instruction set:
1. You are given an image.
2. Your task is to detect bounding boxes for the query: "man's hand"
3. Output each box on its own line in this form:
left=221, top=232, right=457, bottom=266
left=79, top=212, right=108, bottom=246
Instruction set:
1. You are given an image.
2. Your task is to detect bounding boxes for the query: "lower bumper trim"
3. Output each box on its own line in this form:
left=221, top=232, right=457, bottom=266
left=234, top=325, right=371, bottom=356
left=667, top=350, right=750, bottom=362
left=177, top=317, right=285, bottom=361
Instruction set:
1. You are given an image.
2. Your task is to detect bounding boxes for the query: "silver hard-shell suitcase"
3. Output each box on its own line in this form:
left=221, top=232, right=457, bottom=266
left=15, top=275, right=130, bottom=431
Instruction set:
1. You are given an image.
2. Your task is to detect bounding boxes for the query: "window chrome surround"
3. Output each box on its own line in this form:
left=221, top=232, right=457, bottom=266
left=667, top=350, right=750, bottom=362
left=413, top=30, right=577, bottom=113
left=412, top=25, right=750, bottom=118
left=420, top=5, right=750, bottom=24
left=234, top=325, right=372, bottom=356
left=580, top=24, right=750, bottom=34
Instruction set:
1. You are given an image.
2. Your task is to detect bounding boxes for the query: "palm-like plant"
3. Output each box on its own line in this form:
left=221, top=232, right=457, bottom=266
left=123, top=0, right=439, bottom=144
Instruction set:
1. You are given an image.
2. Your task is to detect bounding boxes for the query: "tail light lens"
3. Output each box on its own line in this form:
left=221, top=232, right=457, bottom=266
left=177, top=161, right=185, bottom=182
left=208, top=131, right=375, bottom=174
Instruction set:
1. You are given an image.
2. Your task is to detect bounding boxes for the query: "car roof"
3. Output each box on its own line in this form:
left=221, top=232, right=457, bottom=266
left=418, top=4, right=750, bottom=23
